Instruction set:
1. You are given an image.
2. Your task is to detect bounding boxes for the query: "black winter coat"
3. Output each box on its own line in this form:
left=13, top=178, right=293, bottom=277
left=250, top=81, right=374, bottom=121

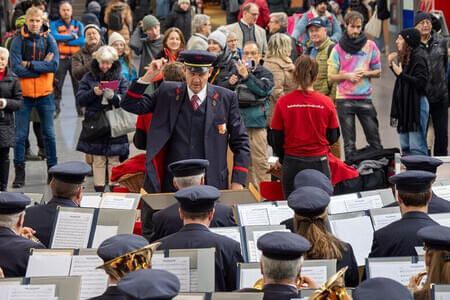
left=162, top=4, right=191, bottom=41
left=267, top=0, right=290, bottom=13
left=209, top=47, right=239, bottom=90
left=0, top=68, right=23, bottom=148
left=76, top=59, right=130, bottom=157
left=390, top=47, right=428, bottom=133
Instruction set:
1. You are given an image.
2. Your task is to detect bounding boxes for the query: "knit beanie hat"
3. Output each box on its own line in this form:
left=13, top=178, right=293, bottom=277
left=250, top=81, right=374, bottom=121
left=84, top=23, right=101, bottom=35
left=87, top=1, right=101, bottom=14
left=414, top=11, right=431, bottom=26
left=208, top=30, right=227, bottom=49
left=400, top=28, right=421, bottom=48
left=108, top=32, right=126, bottom=46
left=142, top=15, right=160, bottom=31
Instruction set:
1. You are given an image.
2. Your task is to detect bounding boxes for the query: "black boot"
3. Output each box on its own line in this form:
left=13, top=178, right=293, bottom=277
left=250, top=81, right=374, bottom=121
left=0, top=160, right=9, bottom=191
left=13, top=163, right=25, bottom=188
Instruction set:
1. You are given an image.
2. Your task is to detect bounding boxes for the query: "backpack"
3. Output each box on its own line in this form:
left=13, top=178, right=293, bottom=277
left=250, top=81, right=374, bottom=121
left=108, top=6, right=123, bottom=31
left=1, top=31, right=17, bottom=51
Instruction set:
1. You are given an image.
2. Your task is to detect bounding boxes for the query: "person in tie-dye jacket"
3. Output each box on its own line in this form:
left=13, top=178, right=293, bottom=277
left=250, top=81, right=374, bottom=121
left=328, top=11, right=382, bottom=160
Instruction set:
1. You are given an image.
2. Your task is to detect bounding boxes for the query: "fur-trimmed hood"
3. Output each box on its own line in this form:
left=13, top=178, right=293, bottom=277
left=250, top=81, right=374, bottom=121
left=90, top=59, right=122, bottom=82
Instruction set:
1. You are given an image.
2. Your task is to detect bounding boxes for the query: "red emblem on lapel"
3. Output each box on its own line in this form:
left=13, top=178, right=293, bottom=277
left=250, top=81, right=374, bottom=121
left=218, top=123, right=227, bottom=134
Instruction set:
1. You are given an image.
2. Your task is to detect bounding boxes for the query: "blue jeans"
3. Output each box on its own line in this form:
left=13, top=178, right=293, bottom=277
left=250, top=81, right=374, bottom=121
left=399, top=96, right=429, bottom=156
left=14, top=95, right=57, bottom=167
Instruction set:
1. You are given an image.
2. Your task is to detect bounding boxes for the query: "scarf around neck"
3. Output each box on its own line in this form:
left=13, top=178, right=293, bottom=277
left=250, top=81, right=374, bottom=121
left=339, top=32, right=368, bottom=54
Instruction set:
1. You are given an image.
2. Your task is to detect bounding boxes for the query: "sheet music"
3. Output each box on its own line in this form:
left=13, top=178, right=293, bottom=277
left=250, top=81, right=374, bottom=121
left=51, top=210, right=94, bottom=249
left=240, top=268, right=262, bottom=288
left=345, top=195, right=383, bottom=213
left=267, top=206, right=294, bottom=225
left=430, top=213, right=450, bottom=227
left=251, top=230, right=290, bottom=262
left=329, top=194, right=358, bottom=214
left=69, top=255, right=109, bottom=300
left=174, top=296, right=204, bottom=300
left=91, top=225, right=118, bottom=248
left=371, top=213, right=401, bottom=230
left=239, top=205, right=271, bottom=226
left=153, top=257, right=190, bottom=292
left=80, top=196, right=102, bottom=208
left=6, top=285, right=56, bottom=300
left=0, top=283, right=20, bottom=300
left=210, top=228, right=241, bottom=244
left=432, top=185, right=450, bottom=200
left=301, top=266, right=327, bottom=286
left=369, top=260, right=426, bottom=285
left=435, top=292, right=450, bottom=300
left=100, top=195, right=135, bottom=210
left=25, top=253, right=72, bottom=277
left=330, top=216, right=373, bottom=266
left=190, top=269, right=198, bottom=292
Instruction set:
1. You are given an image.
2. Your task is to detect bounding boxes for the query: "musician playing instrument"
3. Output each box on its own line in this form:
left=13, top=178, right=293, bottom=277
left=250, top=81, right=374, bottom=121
left=239, top=231, right=318, bottom=300
left=408, top=225, right=450, bottom=300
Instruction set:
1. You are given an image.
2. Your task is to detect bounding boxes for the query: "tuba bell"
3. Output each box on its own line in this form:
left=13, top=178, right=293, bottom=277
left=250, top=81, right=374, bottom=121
left=97, top=242, right=161, bottom=281
left=308, top=266, right=352, bottom=300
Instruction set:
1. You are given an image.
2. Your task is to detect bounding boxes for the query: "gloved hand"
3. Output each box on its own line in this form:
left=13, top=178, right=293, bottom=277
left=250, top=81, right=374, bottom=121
left=103, top=88, right=115, bottom=100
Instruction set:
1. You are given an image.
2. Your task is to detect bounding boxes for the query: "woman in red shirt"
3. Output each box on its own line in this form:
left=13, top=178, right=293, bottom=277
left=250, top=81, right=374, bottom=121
left=270, top=55, right=340, bottom=198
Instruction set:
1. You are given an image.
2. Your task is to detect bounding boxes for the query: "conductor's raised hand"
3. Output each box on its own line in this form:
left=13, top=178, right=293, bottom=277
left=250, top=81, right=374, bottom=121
left=142, top=58, right=167, bottom=83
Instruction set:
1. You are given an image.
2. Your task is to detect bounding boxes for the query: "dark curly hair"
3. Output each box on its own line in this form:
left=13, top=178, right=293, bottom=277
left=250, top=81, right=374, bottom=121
left=398, top=43, right=413, bottom=66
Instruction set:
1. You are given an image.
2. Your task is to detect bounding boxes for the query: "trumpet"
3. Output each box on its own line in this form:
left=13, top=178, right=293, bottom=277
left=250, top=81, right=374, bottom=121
left=415, top=270, right=428, bottom=286
left=309, top=266, right=351, bottom=300
left=97, top=242, right=160, bottom=281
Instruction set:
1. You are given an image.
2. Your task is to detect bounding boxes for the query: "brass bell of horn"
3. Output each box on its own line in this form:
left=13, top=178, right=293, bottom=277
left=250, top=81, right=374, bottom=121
left=309, top=266, right=351, bottom=300
left=97, top=242, right=161, bottom=281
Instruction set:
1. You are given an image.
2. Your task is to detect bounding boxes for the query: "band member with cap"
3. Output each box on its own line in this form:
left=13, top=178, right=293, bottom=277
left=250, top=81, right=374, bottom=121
left=23, top=161, right=92, bottom=247
left=0, top=192, right=45, bottom=277
left=288, top=186, right=358, bottom=287
left=369, top=170, right=439, bottom=257
left=117, top=269, right=180, bottom=300
left=89, top=234, right=150, bottom=300
left=281, top=169, right=333, bottom=232
left=156, top=185, right=243, bottom=291
left=239, top=231, right=318, bottom=299
left=409, top=225, right=450, bottom=300
left=399, top=155, right=450, bottom=213
left=121, top=50, right=250, bottom=239
left=353, top=277, right=413, bottom=300
left=150, top=159, right=236, bottom=242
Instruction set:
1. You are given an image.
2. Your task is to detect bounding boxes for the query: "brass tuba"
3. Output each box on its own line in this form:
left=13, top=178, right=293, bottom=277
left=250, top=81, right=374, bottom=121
left=309, top=266, right=351, bottom=300
left=97, top=242, right=161, bottom=281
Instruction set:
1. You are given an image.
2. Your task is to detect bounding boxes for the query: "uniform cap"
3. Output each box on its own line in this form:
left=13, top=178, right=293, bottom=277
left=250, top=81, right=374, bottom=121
left=388, top=170, right=436, bottom=193
left=417, top=225, right=450, bottom=251
left=178, top=50, right=216, bottom=73
left=174, top=185, right=220, bottom=213
left=168, top=159, right=209, bottom=177
left=293, top=169, right=333, bottom=195
left=401, top=155, right=443, bottom=174
left=306, top=17, right=327, bottom=28
left=0, top=192, right=30, bottom=214
left=48, top=161, right=92, bottom=184
left=97, top=234, right=149, bottom=262
left=288, top=186, right=330, bottom=217
left=257, top=231, right=310, bottom=260
left=353, top=278, right=413, bottom=300
left=117, top=269, right=180, bottom=300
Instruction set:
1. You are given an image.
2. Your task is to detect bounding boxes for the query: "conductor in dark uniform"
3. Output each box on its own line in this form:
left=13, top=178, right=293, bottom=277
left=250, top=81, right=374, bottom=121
left=385, top=155, right=450, bottom=214
left=287, top=186, right=359, bottom=287
left=239, top=231, right=318, bottom=299
left=0, top=193, right=45, bottom=277
left=23, top=161, right=92, bottom=247
left=150, top=159, right=236, bottom=242
left=369, top=170, right=439, bottom=257
left=88, top=234, right=149, bottom=300
left=281, top=169, right=334, bottom=232
left=156, top=185, right=244, bottom=291
left=120, top=50, right=250, bottom=238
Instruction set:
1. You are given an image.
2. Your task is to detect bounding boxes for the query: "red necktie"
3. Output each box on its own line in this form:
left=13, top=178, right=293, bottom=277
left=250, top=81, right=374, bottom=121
left=191, top=94, right=199, bottom=111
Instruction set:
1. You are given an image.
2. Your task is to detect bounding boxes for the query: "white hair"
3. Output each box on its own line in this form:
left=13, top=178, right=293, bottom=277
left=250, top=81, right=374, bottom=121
left=178, top=0, right=190, bottom=5
left=192, top=14, right=210, bottom=34
left=174, top=173, right=204, bottom=189
left=0, top=212, right=23, bottom=229
left=0, top=47, right=9, bottom=59
left=260, top=255, right=304, bottom=282
left=93, top=45, right=119, bottom=63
